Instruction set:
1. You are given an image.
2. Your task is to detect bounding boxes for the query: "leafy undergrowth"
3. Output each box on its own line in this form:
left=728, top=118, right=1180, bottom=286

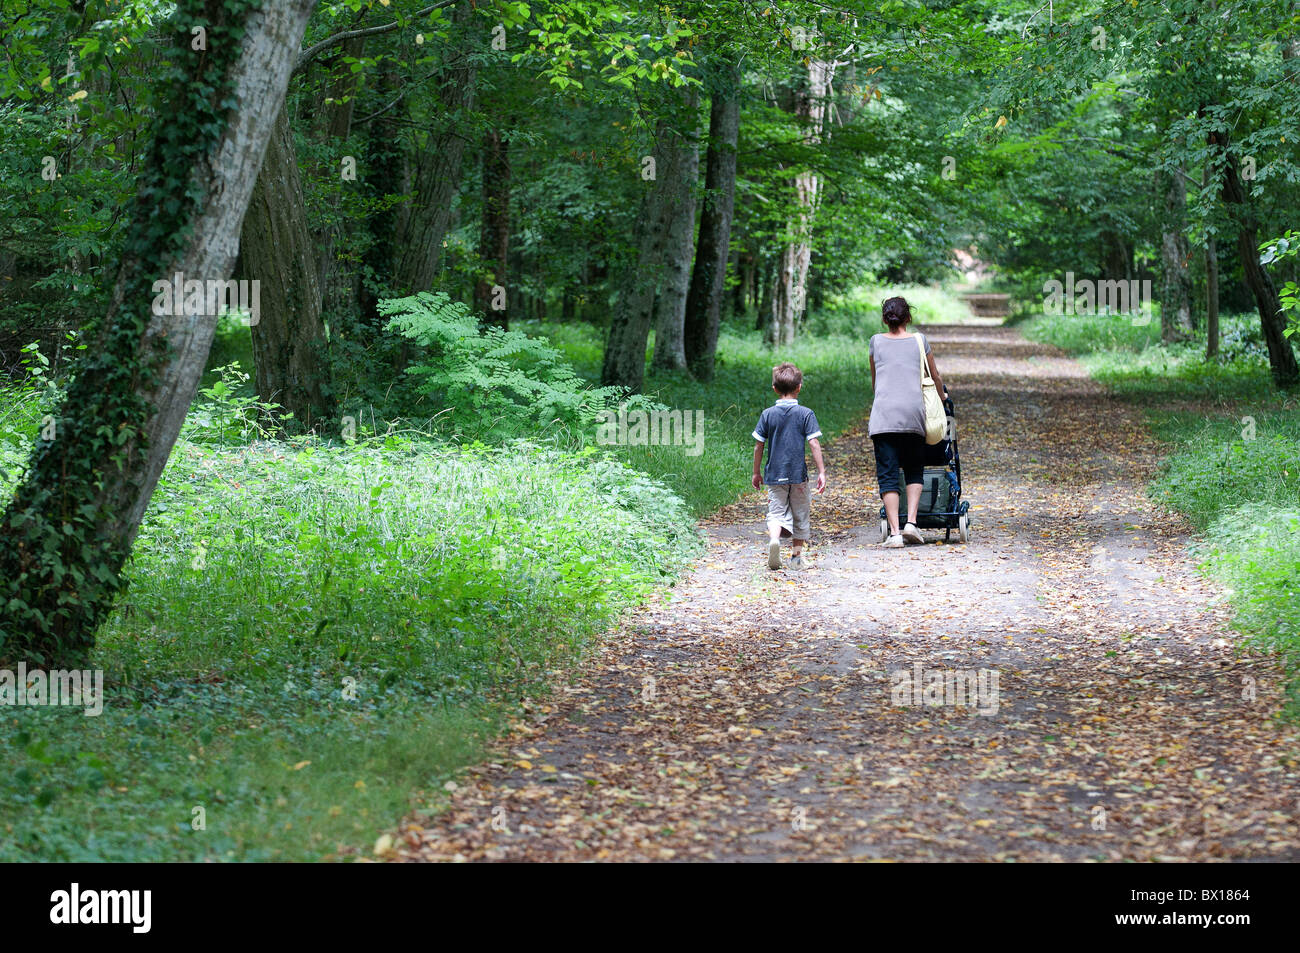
left=0, top=395, right=699, bottom=861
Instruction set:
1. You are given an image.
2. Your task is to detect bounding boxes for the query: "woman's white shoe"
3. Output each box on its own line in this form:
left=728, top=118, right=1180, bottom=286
left=883, top=534, right=904, bottom=549
left=902, top=523, right=924, bottom=544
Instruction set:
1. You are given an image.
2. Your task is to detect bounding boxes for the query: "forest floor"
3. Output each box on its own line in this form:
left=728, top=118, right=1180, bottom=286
left=385, top=324, right=1300, bottom=862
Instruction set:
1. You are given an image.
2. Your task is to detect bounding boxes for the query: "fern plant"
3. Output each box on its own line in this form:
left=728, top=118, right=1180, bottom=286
left=380, top=292, right=651, bottom=442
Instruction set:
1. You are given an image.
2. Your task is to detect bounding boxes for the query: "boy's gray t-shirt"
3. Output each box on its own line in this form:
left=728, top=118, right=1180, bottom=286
left=753, top=399, right=822, bottom=485
left=868, top=332, right=931, bottom=437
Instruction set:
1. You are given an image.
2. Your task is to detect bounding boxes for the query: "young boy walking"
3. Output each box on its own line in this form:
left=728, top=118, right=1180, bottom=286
left=751, top=362, right=827, bottom=570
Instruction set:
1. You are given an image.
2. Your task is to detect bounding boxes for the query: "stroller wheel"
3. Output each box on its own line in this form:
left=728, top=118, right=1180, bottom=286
left=879, top=519, right=889, bottom=543
left=958, top=513, right=970, bottom=543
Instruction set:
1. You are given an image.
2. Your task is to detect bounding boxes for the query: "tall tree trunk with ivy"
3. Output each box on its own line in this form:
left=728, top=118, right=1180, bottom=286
left=0, top=0, right=317, bottom=665
left=358, top=65, right=410, bottom=328
left=650, top=90, right=700, bottom=374
left=684, top=59, right=740, bottom=382
left=310, top=34, right=365, bottom=320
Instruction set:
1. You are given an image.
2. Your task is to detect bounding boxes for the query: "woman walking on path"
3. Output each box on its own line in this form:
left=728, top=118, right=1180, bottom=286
left=869, top=296, right=948, bottom=548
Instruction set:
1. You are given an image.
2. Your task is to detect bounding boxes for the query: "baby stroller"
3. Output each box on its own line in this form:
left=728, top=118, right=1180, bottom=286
left=878, top=395, right=971, bottom=543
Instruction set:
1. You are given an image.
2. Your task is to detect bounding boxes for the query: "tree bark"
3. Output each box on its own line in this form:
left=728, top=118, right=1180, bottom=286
left=765, top=58, right=834, bottom=346
left=0, top=0, right=317, bottom=662
left=312, top=34, right=364, bottom=319
left=1158, top=166, right=1193, bottom=342
left=474, top=128, right=511, bottom=328
left=1217, top=139, right=1299, bottom=386
left=1102, top=230, right=1133, bottom=281
left=237, top=106, right=335, bottom=429
left=358, top=65, right=410, bottom=327
left=1204, top=164, right=1220, bottom=359
left=650, top=89, right=700, bottom=373
left=1205, top=235, right=1220, bottom=358
left=683, top=62, right=740, bottom=381
left=393, top=19, right=476, bottom=294
left=600, top=113, right=694, bottom=392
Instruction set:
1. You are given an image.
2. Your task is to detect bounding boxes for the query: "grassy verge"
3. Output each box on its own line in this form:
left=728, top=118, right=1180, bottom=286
left=1022, top=310, right=1300, bottom=710
left=1019, top=310, right=1277, bottom=403
left=0, top=393, right=699, bottom=860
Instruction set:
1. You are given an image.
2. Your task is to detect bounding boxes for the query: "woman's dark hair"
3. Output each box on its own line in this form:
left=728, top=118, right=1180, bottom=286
left=882, top=296, right=911, bottom=331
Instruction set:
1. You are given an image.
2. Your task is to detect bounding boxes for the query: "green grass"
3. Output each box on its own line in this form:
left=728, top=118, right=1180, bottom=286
left=1020, top=311, right=1278, bottom=403
left=0, top=389, right=699, bottom=861
left=1148, top=410, right=1300, bottom=711
left=1024, top=309, right=1300, bottom=711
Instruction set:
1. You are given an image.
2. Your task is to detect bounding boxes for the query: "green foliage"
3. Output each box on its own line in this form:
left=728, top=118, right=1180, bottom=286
left=1261, top=231, right=1300, bottom=339
left=0, top=385, right=700, bottom=860
left=0, top=0, right=268, bottom=666
left=381, top=291, right=637, bottom=442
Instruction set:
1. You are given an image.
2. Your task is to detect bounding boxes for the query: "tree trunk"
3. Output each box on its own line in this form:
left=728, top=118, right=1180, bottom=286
left=312, top=34, right=364, bottom=319
left=1159, top=167, right=1194, bottom=342
left=474, top=128, right=511, bottom=328
left=1205, top=235, right=1220, bottom=358
left=0, top=0, right=317, bottom=663
left=1204, top=166, right=1220, bottom=359
left=1102, top=230, right=1132, bottom=281
left=393, top=20, right=476, bottom=294
left=1218, top=140, right=1299, bottom=386
left=651, top=89, right=700, bottom=373
left=600, top=114, right=695, bottom=392
left=683, top=63, right=740, bottom=381
left=757, top=250, right=775, bottom=333
left=731, top=247, right=747, bottom=317
left=237, top=106, right=335, bottom=429
left=765, top=59, right=834, bottom=346
left=358, top=65, right=409, bottom=327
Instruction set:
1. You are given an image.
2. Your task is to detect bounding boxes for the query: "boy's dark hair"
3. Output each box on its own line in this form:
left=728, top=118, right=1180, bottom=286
left=772, top=362, right=803, bottom=396
left=882, top=296, right=912, bottom=330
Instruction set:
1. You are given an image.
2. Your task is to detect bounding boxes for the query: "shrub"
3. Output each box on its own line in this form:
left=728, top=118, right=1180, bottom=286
left=381, top=292, right=643, bottom=443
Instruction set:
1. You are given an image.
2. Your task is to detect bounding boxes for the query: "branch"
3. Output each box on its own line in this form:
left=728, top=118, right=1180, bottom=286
left=293, top=0, right=459, bottom=76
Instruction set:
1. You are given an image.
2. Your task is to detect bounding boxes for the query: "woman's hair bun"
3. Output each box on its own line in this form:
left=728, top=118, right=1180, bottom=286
left=882, top=296, right=911, bottom=330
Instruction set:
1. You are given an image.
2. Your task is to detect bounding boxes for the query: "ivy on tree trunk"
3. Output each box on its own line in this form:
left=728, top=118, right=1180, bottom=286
left=0, top=0, right=318, bottom=665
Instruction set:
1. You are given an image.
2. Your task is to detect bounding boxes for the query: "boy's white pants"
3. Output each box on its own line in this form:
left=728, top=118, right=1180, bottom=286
left=766, top=482, right=811, bottom=540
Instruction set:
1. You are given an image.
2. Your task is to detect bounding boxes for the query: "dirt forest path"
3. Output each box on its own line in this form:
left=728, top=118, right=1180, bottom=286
left=391, top=324, right=1300, bottom=862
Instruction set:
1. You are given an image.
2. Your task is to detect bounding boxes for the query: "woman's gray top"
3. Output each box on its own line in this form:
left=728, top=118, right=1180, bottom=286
left=868, top=332, right=931, bottom=437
